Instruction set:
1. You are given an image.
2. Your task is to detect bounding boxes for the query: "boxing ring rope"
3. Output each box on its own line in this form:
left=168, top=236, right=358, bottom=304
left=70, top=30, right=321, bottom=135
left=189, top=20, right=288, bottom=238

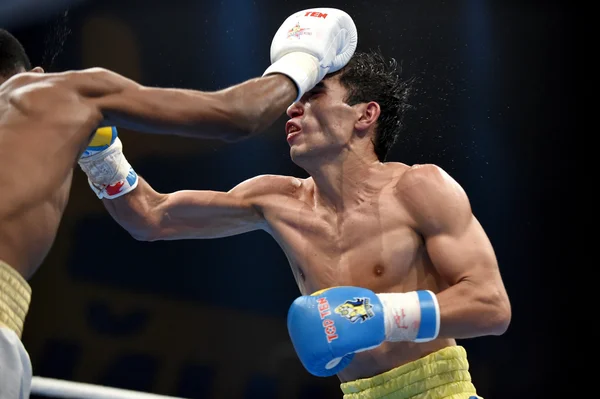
left=31, top=377, right=189, bottom=399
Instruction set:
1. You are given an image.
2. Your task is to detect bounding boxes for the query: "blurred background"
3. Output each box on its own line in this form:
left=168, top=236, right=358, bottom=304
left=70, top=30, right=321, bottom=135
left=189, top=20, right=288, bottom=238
left=2, top=0, right=573, bottom=398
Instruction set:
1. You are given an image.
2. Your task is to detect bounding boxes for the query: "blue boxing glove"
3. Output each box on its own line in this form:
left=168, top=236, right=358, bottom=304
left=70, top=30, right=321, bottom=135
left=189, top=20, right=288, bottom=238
left=287, top=286, right=440, bottom=377
left=78, top=127, right=139, bottom=199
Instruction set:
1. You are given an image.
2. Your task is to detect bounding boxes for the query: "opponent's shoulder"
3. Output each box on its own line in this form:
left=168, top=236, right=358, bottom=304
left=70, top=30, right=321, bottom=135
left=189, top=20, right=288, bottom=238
left=230, top=174, right=304, bottom=199
left=63, top=68, right=136, bottom=95
left=1, top=71, right=81, bottom=111
left=17, top=68, right=137, bottom=100
left=1, top=71, right=60, bottom=94
left=50, top=67, right=118, bottom=82
left=67, top=67, right=125, bottom=84
left=2, top=70, right=88, bottom=89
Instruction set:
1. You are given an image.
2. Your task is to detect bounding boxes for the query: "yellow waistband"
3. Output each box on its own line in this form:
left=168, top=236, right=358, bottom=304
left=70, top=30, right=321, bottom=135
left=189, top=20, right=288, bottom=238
left=0, top=261, right=32, bottom=338
left=341, top=346, right=478, bottom=399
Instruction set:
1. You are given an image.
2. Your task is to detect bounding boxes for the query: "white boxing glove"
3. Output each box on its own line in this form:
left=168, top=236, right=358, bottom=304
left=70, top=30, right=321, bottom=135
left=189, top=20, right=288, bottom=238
left=263, top=8, right=358, bottom=102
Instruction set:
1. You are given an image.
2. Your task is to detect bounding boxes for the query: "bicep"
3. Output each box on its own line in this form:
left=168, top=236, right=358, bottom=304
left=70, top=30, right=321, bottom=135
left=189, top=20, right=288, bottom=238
left=400, top=164, right=500, bottom=286
left=424, top=215, right=499, bottom=286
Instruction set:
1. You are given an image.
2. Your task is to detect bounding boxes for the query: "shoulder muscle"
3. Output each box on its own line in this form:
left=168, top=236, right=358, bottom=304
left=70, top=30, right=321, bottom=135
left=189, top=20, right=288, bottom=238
left=229, top=174, right=302, bottom=202
left=396, top=164, right=472, bottom=235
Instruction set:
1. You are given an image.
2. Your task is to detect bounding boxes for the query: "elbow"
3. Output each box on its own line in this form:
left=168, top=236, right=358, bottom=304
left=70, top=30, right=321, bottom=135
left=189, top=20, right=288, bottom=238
left=484, top=289, right=512, bottom=336
left=495, top=300, right=512, bottom=336
left=126, top=224, right=165, bottom=242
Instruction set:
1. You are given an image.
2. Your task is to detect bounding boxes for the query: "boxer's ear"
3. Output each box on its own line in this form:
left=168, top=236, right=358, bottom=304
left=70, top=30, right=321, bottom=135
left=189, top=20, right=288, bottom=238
left=354, top=101, right=380, bottom=136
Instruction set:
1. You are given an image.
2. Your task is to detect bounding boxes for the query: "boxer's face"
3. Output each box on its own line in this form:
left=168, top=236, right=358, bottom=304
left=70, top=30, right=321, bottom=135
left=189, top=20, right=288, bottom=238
left=286, top=75, right=361, bottom=165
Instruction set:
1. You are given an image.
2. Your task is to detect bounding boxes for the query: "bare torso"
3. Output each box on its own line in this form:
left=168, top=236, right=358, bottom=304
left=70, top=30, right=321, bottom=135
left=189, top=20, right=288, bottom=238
left=0, top=73, right=101, bottom=279
left=259, top=163, right=455, bottom=382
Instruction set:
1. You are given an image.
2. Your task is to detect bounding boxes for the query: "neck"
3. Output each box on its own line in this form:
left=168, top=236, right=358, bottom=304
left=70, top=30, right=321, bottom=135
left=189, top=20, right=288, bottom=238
left=304, top=149, right=382, bottom=211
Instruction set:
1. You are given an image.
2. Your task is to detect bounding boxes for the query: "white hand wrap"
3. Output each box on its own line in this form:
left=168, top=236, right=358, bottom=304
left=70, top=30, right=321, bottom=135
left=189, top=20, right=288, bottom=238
left=263, top=52, right=320, bottom=103
left=377, top=290, right=441, bottom=343
left=78, top=137, right=138, bottom=199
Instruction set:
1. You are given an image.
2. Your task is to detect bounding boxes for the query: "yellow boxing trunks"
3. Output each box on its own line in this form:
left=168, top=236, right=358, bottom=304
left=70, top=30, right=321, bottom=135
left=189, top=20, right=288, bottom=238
left=0, top=261, right=31, bottom=338
left=340, top=346, right=481, bottom=399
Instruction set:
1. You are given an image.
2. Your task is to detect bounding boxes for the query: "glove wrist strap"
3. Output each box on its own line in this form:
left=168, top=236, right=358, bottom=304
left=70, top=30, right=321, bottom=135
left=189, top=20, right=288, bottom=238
left=263, top=52, right=322, bottom=102
left=78, top=137, right=138, bottom=199
left=378, top=290, right=440, bottom=342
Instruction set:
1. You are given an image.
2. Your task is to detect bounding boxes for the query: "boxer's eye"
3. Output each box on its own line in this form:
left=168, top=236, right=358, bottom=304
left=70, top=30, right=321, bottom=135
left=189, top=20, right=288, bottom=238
left=307, top=89, right=323, bottom=99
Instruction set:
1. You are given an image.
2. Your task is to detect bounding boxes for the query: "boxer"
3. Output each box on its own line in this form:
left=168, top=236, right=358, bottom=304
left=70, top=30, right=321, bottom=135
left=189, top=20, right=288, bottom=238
left=80, top=48, right=510, bottom=398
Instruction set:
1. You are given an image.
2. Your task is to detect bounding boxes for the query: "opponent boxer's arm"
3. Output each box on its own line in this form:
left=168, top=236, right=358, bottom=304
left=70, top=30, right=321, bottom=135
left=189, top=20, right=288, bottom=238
left=77, top=68, right=296, bottom=141
left=77, top=6, right=357, bottom=139
left=100, top=174, right=279, bottom=241
left=398, top=164, right=511, bottom=338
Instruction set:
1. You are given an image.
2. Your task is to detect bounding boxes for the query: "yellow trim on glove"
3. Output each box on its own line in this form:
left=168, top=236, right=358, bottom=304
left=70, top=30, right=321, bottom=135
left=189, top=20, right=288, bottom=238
left=89, top=126, right=115, bottom=147
left=311, top=286, right=342, bottom=296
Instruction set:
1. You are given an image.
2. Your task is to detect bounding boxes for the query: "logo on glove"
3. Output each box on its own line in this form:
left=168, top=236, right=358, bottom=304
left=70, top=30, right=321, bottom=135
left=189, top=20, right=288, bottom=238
left=335, top=298, right=375, bottom=323
left=287, top=22, right=312, bottom=39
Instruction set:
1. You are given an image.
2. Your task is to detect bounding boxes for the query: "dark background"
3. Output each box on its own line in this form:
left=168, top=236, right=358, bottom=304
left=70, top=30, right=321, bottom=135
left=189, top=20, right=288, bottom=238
left=2, top=0, right=573, bottom=398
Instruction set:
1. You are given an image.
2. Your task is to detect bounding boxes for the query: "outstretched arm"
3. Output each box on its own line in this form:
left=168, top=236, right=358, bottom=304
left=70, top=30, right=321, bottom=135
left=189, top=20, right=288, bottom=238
left=100, top=173, right=280, bottom=242
left=398, top=164, right=511, bottom=339
left=77, top=68, right=295, bottom=141
left=104, top=71, right=295, bottom=140
left=78, top=126, right=285, bottom=238
left=75, top=7, right=356, bottom=141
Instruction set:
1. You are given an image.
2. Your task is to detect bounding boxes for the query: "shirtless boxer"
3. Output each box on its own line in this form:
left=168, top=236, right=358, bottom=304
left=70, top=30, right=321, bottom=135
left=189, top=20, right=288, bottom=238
left=79, top=47, right=511, bottom=398
left=0, top=9, right=357, bottom=398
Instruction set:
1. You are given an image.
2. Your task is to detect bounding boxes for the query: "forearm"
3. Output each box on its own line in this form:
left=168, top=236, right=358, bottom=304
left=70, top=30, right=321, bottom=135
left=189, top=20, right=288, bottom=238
left=101, top=74, right=296, bottom=141
left=101, top=177, right=166, bottom=241
left=217, top=74, right=297, bottom=135
left=434, top=279, right=511, bottom=339
left=375, top=280, right=510, bottom=343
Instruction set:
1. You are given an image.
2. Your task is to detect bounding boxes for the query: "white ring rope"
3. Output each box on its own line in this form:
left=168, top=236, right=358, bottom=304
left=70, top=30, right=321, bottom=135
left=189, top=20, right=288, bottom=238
left=31, top=377, right=189, bottom=399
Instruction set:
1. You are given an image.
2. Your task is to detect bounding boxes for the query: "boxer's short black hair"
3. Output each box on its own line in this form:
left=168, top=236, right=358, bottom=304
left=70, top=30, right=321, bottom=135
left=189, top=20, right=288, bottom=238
left=331, top=49, right=415, bottom=162
left=0, top=29, right=32, bottom=78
